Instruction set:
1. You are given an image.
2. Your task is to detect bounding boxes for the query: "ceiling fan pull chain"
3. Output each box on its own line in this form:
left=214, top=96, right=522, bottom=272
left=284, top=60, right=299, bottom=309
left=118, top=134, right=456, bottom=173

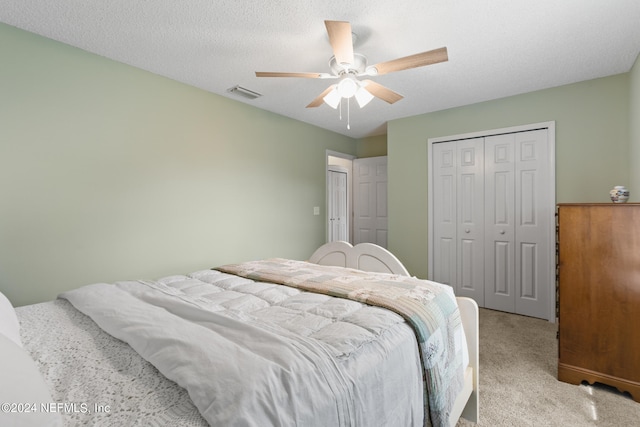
left=347, top=97, right=351, bottom=130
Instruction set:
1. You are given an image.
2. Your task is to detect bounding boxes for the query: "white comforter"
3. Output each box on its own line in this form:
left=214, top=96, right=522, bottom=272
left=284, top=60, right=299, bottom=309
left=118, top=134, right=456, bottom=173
left=60, top=269, right=424, bottom=427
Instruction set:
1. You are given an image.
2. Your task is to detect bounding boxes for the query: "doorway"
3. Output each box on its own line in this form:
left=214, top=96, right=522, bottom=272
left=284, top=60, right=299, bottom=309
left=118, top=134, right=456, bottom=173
left=326, top=151, right=354, bottom=243
left=328, top=166, right=348, bottom=242
left=326, top=151, right=389, bottom=248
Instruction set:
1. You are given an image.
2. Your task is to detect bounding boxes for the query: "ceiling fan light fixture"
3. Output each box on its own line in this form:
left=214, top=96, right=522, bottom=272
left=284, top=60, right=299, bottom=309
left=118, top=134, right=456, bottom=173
left=337, top=77, right=358, bottom=98
left=355, top=86, right=374, bottom=108
left=323, top=85, right=341, bottom=109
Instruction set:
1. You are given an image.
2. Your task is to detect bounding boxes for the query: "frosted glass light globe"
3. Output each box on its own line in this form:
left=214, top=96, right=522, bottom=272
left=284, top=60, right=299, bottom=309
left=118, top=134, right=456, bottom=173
left=337, top=77, right=358, bottom=98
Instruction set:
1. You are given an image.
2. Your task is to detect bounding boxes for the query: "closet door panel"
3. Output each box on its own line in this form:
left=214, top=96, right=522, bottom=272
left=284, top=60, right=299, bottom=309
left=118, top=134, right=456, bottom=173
left=484, top=134, right=515, bottom=312
left=430, top=124, right=554, bottom=319
left=520, top=242, right=538, bottom=298
left=492, top=241, right=511, bottom=294
left=515, top=129, right=550, bottom=318
left=434, top=237, right=456, bottom=286
left=456, top=139, right=484, bottom=302
left=432, top=143, right=457, bottom=288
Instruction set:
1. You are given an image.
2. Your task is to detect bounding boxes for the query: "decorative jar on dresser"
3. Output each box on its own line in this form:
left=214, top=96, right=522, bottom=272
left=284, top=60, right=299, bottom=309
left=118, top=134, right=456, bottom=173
left=556, top=203, right=640, bottom=402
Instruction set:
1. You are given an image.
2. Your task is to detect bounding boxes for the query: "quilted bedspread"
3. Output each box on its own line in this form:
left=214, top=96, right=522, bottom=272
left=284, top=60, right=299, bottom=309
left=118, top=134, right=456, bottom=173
left=216, top=258, right=465, bottom=427
left=58, top=267, right=426, bottom=427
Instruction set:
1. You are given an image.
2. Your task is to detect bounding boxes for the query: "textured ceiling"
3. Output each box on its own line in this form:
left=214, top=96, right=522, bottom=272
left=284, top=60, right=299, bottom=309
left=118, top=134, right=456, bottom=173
left=1, top=0, right=639, bottom=138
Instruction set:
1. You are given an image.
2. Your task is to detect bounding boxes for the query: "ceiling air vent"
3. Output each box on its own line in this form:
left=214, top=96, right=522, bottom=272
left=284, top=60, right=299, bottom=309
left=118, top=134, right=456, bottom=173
left=227, top=85, right=262, bottom=100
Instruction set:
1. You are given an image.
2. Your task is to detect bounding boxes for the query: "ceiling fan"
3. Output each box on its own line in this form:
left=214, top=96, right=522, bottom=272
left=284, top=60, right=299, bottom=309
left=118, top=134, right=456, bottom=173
left=255, top=20, right=448, bottom=112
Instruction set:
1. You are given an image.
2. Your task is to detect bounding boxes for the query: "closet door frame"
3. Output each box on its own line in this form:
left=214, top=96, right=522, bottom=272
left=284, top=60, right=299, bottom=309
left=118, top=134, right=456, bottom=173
left=427, top=121, right=556, bottom=322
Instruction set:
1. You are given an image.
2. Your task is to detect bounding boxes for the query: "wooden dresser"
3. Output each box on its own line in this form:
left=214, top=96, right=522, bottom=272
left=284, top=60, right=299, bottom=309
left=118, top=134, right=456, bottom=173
left=556, top=203, right=640, bottom=402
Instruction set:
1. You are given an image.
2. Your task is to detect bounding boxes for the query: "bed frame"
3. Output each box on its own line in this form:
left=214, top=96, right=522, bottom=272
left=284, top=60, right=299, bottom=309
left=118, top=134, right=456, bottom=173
left=310, top=241, right=479, bottom=426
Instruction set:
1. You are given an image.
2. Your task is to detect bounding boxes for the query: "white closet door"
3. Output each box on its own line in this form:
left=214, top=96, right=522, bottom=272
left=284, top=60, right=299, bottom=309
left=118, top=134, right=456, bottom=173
left=432, top=138, right=484, bottom=301
left=456, top=138, right=485, bottom=302
left=353, top=157, right=388, bottom=248
left=514, top=129, right=551, bottom=319
left=484, top=134, right=516, bottom=312
left=430, top=125, right=554, bottom=320
left=432, top=143, right=457, bottom=288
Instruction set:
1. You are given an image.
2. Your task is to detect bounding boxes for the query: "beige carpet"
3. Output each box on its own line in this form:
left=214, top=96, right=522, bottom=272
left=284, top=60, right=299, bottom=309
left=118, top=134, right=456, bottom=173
left=455, top=308, right=639, bottom=426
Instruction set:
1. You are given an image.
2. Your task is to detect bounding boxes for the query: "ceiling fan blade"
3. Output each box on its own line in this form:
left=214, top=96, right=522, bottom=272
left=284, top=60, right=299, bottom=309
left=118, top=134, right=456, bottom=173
left=306, top=85, right=336, bottom=108
left=325, top=20, right=355, bottom=66
left=256, top=72, right=325, bottom=78
left=361, top=80, right=403, bottom=104
left=371, top=47, right=448, bottom=75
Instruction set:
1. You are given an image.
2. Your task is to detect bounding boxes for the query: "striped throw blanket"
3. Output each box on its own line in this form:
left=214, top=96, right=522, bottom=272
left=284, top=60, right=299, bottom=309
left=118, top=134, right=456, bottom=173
left=215, top=258, right=465, bottom=427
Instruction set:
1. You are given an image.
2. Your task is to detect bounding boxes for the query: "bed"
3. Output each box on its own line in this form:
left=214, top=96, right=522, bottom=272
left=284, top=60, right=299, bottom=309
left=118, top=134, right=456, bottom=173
left=1, top=242, right=478, bottom=427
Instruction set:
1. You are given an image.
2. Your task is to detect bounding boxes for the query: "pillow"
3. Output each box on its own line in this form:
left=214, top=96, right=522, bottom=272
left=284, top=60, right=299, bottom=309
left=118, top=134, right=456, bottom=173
left=0, top=291, right=22, bottom=347
left=0, top=333, right=63, bottom=427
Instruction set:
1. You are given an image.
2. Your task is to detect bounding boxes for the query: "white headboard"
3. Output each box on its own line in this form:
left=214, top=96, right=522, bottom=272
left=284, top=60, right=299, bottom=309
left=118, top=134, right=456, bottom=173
left=309, top=241, right=410, bottom=276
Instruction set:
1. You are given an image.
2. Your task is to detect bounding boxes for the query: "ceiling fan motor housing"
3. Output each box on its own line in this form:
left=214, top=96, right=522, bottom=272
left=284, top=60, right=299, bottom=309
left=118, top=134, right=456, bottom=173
left=330, top=53, right=367, bottom=76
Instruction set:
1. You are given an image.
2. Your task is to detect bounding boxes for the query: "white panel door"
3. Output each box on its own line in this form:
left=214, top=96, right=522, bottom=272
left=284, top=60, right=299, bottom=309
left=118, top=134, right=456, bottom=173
left=432, top=143, right=457, bottom=287
left=456, top=139, right=485, bottom=303
left=430, top=124, right=554, bottom=320
left=484, top=134, right=516, bottom=312
left=432, top=139, right=484, bottom=302
left=328, top=170, right=348, bottom=242
left=353, top=157, right=388, bottom=248
left=513, top=129, right=551, bottom=319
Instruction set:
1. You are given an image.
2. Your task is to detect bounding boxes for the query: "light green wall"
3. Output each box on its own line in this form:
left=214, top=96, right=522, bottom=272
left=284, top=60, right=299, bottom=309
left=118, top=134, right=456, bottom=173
left=387, top=74, right=631, bottom=278
left=630, top=54, right=640, bottom=201
left=2, top=21, right=636, bottom=305
left=0, top=23, right=356, bottom=306
left=356, top=134, right=387, bottom=157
